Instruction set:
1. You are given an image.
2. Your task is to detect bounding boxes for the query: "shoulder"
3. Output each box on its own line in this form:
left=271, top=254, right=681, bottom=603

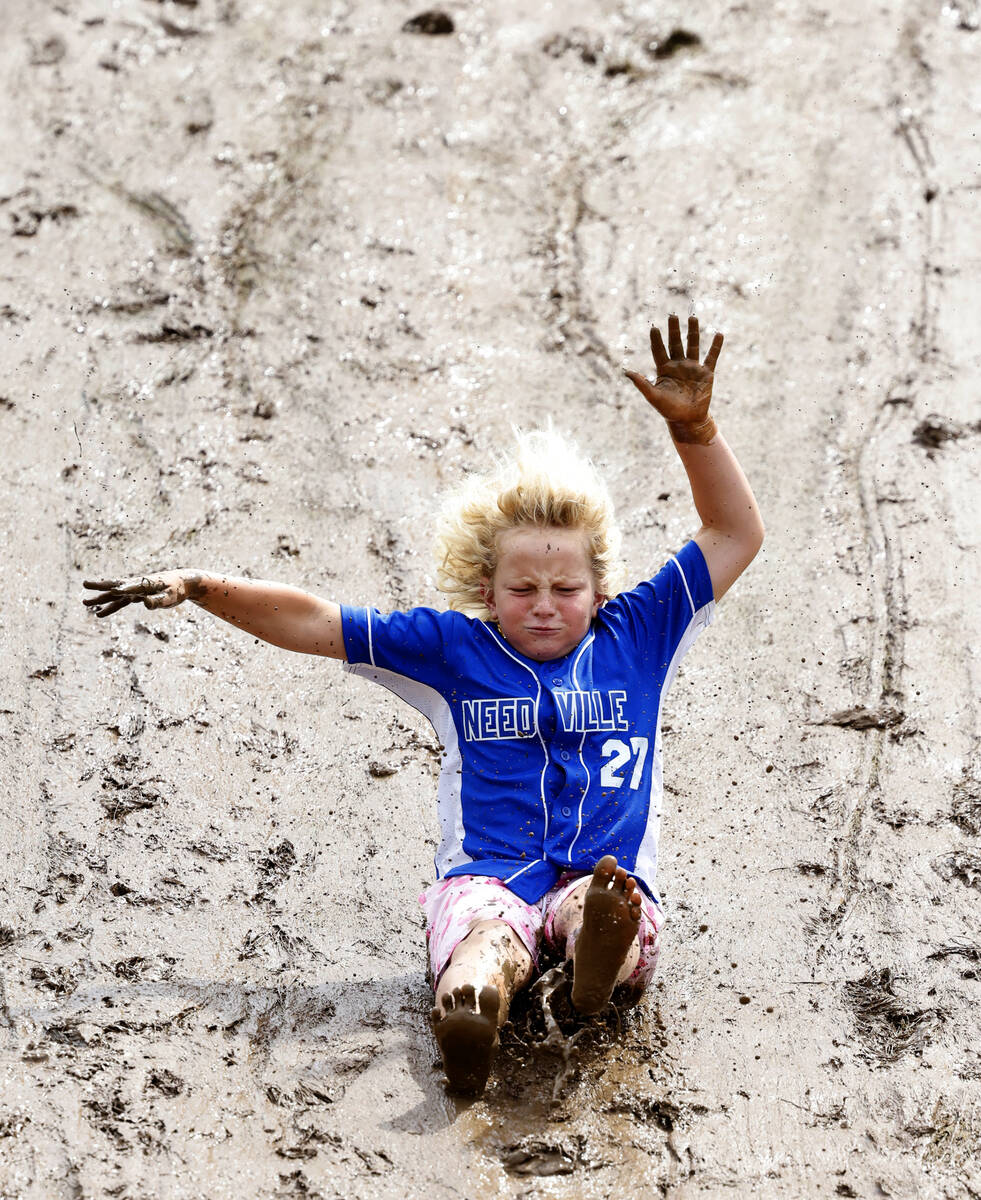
left=593, top=542, right=715, bottom=643
left=340, top=601, right=487, bottom=671
left=344, top=603, right=482, bottom=640
left=605, top=542, right=712, bottom=613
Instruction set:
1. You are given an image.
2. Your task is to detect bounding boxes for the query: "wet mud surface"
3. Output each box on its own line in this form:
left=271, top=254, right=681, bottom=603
left=2, top=0, right=981, bottom=1196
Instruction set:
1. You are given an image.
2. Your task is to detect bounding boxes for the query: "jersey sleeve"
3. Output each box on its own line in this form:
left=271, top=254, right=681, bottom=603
left=599, top=539, right=715, bottom=664
left=339, top=602, right=464, bottom=687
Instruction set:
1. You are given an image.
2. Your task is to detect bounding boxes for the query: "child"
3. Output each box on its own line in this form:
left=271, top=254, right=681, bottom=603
left=84, top=314, right=764, bottom=1096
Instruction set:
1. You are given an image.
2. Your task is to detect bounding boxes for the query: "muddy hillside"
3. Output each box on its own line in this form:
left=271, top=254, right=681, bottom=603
left=1, top=0, right=980, bottom=1196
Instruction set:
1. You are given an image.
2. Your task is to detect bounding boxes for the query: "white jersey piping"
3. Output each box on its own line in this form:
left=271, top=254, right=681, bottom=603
left=670, top=554, right=696, bottom=616
left=365, top=605, right=375, bottom=666
left=566, top=633, right=595, bottom=863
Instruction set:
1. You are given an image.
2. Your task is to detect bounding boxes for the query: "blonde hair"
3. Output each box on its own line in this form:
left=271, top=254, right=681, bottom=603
left=435, top=426, right=624, bottom=619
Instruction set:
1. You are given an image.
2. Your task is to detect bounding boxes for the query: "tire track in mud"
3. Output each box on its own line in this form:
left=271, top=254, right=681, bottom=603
left=814, top=13, right=981, bottom=1105
left=215, top=92, right=354, bottom=329
left=817, top=61, right=941, bottom=962
left=529, top=23, right=711, bottom=393
left=55, top=32, right=358, bottom=575
left=822, top=394, right=912, bottom=935
left=540, top=165, right=624, bottom=385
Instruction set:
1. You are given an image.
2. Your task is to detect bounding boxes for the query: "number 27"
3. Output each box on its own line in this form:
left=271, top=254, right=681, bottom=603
left=600, top=737, right=649, bottom=790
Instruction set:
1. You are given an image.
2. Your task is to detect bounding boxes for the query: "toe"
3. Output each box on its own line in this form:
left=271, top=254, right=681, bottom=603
left=459, top=983, right=476, bottom=1007
left=613, top=865, right=628, bottom=888
left=594, top=854, right=617, bottom=883
left=477, top=984, right=501, bottom=1023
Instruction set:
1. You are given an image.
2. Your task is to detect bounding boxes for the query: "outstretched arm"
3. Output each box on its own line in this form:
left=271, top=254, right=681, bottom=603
left=83, top=571, right=347, bottom=659
left=624, top=314, right=764, bottom=601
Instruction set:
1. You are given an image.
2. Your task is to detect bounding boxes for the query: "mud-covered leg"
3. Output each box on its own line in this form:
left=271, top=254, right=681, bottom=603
left=430, top=984, right=500, bottom=1095
left=430, top=919, right=533, bottom=1094
left=555, top=856, right=643, bottom=1016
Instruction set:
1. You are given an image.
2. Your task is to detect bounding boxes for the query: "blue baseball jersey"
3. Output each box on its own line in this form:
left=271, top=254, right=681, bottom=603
left=340, top=539, right=715, bottom=905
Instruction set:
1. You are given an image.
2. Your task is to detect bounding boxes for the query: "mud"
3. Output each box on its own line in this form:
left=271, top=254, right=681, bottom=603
left=2, top=0, right=981, bottom=1196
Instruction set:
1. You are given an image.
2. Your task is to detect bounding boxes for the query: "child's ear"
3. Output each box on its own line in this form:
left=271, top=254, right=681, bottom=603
left=592, top=592, right=606, bottom=616
left=480, top=578, right=497, bottom=617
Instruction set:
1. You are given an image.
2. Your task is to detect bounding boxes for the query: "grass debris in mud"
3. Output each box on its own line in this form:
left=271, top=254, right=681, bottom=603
left=915, top=1097, right=981, bottom=1169
left=927, top=942, right=981, bottom=981
left=950, top=770, right=981, bottom=835
left=842, top=968, right=936, bottom=1065
left=933, top=850, right=981, bottom=890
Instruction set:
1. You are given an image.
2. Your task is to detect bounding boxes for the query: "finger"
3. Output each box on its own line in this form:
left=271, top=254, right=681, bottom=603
left=667, top=313, right=684, bottom=359
left=703, top=331, right=724, bottom=372
left=93, top=597, right=133, bottom=618
left=144, top=592, right=180, bottom=609
left=83, top=579, right=124, bottom=590
left=649, top=326, right=668, bottom=370
left=83, top=579, right=160, bottom=600
left=686, top=316, right=699, bottom=362
left=83, top=591, right=122, bottom=607
left=623, top=369, right=655, bottom=402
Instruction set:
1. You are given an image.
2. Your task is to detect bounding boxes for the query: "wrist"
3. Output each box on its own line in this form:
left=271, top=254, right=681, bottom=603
left=179, top=570, right=213, bottom=605
left=669, top=417, right=717, bottom=446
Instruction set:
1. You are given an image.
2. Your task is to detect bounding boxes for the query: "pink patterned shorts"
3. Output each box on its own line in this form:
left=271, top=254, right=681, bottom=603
left=419, top=872, right=663, bottom=997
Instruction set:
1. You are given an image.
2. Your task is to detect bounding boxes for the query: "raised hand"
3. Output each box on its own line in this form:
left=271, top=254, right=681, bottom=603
left=82, top=571, right=206, bottom=618
left=623, top=314, right=723, bottom=444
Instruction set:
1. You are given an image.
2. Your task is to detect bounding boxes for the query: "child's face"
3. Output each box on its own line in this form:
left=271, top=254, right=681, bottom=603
left=481, top=525, right=604, bottom=662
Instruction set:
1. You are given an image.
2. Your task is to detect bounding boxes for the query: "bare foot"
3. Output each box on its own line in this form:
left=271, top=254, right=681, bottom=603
left=570, top=855, right=642, bottom=1015
left=430, top=984, right=501, bottom=1095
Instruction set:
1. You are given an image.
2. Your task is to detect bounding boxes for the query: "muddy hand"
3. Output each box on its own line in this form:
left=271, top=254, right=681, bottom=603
left=623, top=314, right=723, bottom=444
left=82, top=571, right=194, bottom=618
